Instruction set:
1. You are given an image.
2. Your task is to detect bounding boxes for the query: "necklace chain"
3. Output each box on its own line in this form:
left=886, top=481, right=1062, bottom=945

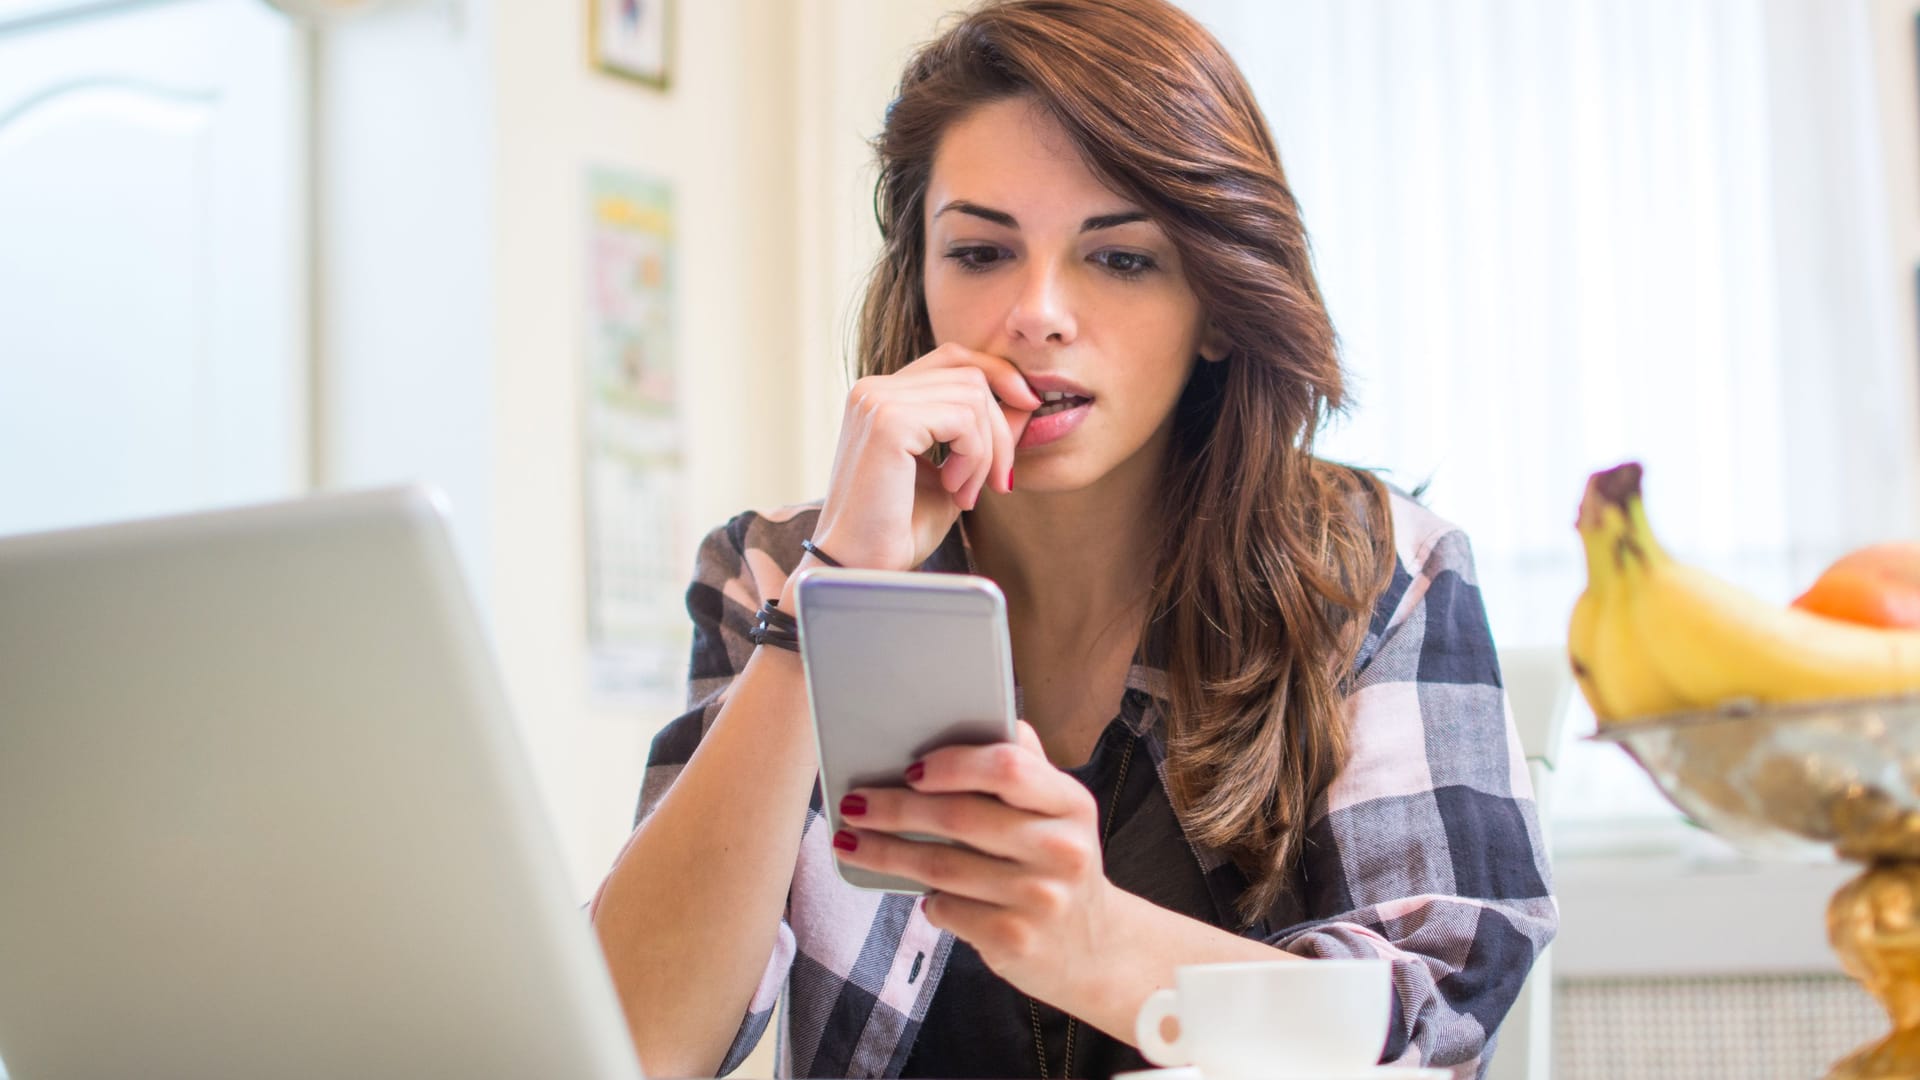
left=1029, top=731, right=1136, bottom=1080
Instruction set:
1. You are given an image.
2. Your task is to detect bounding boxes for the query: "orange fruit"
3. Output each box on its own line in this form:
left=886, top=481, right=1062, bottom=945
left=1792, top=542, right=1920, bottom=629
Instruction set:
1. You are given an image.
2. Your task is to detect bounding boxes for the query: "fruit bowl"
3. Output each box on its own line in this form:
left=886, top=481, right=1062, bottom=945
left=1591, top=692, right=1920, bottom=862
left=1593, top=692, right=1920, bottom=1080
left=1569, top=461, right=1920, bottom=1077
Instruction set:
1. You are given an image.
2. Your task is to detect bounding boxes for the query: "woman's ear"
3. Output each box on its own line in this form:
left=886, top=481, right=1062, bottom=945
left=1199, top=320, right=1232, bottom=363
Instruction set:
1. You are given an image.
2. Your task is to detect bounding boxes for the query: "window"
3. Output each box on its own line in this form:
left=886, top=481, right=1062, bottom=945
left=1181, top=0, right=1915, bottom=843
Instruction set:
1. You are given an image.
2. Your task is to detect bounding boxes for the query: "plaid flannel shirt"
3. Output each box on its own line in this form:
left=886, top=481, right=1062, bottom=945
left=619, top=488, right=1557, bottom=1079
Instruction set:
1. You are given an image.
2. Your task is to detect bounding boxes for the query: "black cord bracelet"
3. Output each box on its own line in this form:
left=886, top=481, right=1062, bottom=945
left=748, top=598, right=800, bottom=652
left=751, top=540, right=843, bottom=652
left=800, top=538, right=844, bottom=568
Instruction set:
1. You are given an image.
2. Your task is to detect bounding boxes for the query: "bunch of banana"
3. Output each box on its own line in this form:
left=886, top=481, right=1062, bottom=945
left=1568, top=463, right=1920, bottom=724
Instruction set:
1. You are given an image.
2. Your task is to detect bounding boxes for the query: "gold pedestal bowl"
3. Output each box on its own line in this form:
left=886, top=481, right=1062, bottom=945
left=1595, top=694, right=1920, bottom=1079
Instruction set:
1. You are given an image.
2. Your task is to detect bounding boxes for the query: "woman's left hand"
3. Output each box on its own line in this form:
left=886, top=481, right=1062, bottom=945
left=833, top=721, right=1115, bottom=1007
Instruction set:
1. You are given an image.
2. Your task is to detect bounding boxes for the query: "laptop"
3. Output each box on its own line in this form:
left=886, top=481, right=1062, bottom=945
left=0, top=488, right=647, bottom=1080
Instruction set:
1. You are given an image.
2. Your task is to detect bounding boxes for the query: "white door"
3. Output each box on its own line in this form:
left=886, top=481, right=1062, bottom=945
left=0, top=0, right=306, bottom=538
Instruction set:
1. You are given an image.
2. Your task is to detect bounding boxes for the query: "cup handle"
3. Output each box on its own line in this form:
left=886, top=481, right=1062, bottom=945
left=1134, top=987, right=1188, bottom=1066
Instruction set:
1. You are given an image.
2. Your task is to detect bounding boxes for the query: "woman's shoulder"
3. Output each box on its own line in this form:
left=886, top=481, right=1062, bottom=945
left=1352, top=483, right=1489, bottom=675
left=692, top=500, right=824, bottom=598
left=1332, top=471, right=1487, bottom=678
left=1378, top=483, right=1476, bottom=580
left=1310, top=462, right=1475, bottom=588
left=700, top=500, right=824, bottom=555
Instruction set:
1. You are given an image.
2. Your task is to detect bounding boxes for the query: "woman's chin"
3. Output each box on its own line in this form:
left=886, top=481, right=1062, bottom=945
left=1000, top=453, right=1103, bottom=497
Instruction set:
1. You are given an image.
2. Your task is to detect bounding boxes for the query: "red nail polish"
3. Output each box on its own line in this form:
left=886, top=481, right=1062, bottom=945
left=840, top=793, right=867, bottom=817
left=1008, top=469, right=1015, bottom=492
left=905, top=761, right=925, bottom=783
left=833, top=830, right=859, bottom=852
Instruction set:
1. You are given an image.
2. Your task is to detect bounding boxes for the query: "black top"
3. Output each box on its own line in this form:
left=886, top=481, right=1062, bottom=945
left=899, top=691, right=1219, bottom=1079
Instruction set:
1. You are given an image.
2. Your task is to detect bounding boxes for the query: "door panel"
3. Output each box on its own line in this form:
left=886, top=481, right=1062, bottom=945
left=0, top=0, right=305, bottom=536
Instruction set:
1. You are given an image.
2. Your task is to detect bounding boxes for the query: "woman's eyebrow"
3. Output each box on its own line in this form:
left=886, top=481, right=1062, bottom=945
left=933, top=199, right=1151, bottom=234
left=1081, top=210, right=1152, bottom=233
left=936, top=200, right=1018, bottom=227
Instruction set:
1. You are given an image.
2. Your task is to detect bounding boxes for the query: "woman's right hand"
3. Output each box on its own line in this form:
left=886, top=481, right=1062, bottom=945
left=808, top=344, right=1041, bottom=573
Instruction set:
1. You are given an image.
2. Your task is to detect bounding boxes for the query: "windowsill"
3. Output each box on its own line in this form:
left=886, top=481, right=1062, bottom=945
left=1551, top=822, right=1856, bottom=978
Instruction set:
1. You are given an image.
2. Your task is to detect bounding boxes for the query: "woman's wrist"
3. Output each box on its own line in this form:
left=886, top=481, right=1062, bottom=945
left=778, top=550, right=827, bottom=609
left=1069, top=887, right=1300, bottom=1047
left=799, top=537, right=845, bottom=567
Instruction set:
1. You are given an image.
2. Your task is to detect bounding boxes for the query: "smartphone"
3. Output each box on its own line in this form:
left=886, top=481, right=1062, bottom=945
left=794, top=567, right=1019, bottom=893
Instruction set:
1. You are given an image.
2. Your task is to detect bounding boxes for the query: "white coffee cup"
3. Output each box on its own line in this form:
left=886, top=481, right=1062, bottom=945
left=1134, top=958, right=1392, bottom=1078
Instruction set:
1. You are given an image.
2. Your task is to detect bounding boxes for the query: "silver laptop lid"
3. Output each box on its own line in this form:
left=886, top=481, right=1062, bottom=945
left=0, top=488, right=644, bottom=1080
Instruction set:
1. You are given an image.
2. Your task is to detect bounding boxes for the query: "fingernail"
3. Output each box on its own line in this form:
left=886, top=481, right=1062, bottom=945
left=905, top=761, right=925, bottom=783
left=833, top=830, right=859, bottom=852
left=1008, top=468, right=1015, bottom=492
left=840, top=793, right=867, bottom=817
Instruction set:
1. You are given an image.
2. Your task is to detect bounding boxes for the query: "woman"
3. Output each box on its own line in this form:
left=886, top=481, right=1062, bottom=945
left=590, top=1, right=1555, bottom=1077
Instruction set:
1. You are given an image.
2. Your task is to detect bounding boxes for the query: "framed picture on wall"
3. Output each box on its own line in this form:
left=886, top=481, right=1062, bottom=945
left=590, top=0, right=672, bottom=91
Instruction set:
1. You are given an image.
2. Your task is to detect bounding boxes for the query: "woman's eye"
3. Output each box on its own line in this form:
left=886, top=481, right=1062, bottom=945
left=1095, top=250, right=1156, bottom=278
left=944, top=246, right=1006, bottom=273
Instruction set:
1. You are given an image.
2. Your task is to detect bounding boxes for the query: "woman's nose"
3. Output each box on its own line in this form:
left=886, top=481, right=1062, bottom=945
left=1003, top=262, right=1077, bottom=346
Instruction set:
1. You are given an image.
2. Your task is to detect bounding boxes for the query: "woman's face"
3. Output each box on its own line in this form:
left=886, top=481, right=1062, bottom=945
left=921, top=96, right=1224, bottom=494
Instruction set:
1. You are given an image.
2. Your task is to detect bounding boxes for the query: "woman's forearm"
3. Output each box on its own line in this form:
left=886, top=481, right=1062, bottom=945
left=590, top=640, right=820, bottom=1077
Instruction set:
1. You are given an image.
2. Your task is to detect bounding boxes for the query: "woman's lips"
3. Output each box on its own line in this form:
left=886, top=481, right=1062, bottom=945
left=1016, top=399, right=1092, bottom=449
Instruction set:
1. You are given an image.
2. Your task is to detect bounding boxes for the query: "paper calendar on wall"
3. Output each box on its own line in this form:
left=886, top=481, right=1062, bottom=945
left=583, top=168, right=685, bottom=701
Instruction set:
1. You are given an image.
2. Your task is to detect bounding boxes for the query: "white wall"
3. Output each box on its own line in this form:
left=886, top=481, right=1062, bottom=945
left=791, top=0, right=965, bottom=491
left=321, top=0, right=962, bottom=899
left=316, top=0, right=496, bottom=594
left=485, top=0, right=968, bottom=901
left=486, top=0, right=808, bottom=898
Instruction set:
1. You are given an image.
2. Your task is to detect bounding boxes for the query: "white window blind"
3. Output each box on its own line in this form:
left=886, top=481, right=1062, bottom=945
left=1180, top=0, right=1916, bottom=838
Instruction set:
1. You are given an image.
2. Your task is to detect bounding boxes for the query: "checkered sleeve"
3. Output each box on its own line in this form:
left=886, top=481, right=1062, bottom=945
left=1267, top=493, right=1557, bottom=1079
left=593, top=510, right=813, bottom=1076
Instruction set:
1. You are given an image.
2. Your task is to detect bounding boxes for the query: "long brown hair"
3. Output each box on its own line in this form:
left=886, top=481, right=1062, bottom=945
left=858, top=0, right=1394, bottom=923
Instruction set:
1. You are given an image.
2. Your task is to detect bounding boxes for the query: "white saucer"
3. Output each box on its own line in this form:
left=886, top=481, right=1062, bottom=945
left=1121, top=1060, right=1443, bottom=1068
